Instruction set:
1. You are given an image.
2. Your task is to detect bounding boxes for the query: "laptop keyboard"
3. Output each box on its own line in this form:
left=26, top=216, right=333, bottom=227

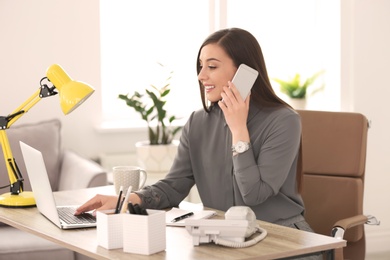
left=57, top=207, right=96, bottom=225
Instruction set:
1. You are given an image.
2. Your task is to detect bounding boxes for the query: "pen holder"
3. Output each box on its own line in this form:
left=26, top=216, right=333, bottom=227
left=96, top=210, right=123, bottom=249
left=123, top=209, right=166, bottom=255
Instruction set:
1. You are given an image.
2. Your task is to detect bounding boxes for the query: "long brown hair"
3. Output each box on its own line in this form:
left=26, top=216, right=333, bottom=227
left=196, top=28, right=290, bottom=111
left=196, top=28, right=303, bottom=193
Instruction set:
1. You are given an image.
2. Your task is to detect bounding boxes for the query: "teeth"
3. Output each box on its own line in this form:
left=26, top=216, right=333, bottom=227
left=205, top=86, right=215, bottom=90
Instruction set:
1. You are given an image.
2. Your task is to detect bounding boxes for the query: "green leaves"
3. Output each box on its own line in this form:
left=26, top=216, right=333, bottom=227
left=118, top=66, right=182, bottom=145
left=273, top=70, right=325, bottom=99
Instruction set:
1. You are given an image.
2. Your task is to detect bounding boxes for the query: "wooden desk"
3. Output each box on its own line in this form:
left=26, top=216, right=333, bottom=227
left=0, top=186, right=345, bottom=259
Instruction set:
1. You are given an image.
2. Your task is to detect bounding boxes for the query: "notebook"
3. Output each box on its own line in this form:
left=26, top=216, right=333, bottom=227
left=165, top=207, right=216, bottom=227
left=20, top=141, right=96, bottom=229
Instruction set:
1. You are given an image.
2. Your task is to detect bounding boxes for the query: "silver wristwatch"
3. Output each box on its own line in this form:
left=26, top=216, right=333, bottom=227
left=231, top=141, right=251, bottom=154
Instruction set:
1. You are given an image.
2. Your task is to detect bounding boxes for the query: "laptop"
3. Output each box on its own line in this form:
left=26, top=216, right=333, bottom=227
left=20, top=141, right=96, bottom=229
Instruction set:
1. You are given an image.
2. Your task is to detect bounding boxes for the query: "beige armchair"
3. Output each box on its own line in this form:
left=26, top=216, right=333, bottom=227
left=0, top=119, right=107, bottom=260
left=297, top=110, right=380, bottom=260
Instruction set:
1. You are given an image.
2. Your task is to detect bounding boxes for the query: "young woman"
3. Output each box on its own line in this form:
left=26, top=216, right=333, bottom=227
left=76, top=28, right=315, bottom=240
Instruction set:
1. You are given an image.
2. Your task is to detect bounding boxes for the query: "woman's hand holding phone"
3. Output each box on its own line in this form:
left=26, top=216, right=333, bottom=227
left=219, top=64, right=258, bottom=147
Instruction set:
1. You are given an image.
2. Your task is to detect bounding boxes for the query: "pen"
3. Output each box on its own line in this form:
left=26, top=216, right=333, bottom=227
left=128, top=202, right=136, bottom=214
left=171, top=212, right=194, bottom=222
left=120, top=186, right=132, bottom=213
left=114, top=186, right=123, bottom=214
left=118, top=197, right=125, bottom=214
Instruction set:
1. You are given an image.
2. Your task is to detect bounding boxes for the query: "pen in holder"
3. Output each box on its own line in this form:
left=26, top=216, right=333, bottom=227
left=97, top=206, right=166, bottom=255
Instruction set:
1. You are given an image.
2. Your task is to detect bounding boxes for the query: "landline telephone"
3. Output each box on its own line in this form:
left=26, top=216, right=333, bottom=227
left=185, top=206, right=267, bottom=248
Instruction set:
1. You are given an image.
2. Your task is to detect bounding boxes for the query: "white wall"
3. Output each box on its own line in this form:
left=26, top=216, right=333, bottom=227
left=341, top=0, right=390, bottom=255
left=0, top=0, right=146, bottom=161
left=0, top=0, right=388, bottom=256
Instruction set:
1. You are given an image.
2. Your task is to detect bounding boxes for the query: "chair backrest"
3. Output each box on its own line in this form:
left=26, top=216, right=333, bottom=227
left=0, top=119, right=62, bottom=192
left=297, top=110, right=369, bottom=259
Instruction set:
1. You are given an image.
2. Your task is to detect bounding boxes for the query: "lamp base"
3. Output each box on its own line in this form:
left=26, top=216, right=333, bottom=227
left=0, top=191, right=36, bottom=208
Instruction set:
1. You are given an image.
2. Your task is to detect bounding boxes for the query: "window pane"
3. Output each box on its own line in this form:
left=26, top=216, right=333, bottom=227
left=226, top=0, right=340, bottom=110
left=100, top=0, right=210, bottom=123
left=100, top=0, right=340, bottom=127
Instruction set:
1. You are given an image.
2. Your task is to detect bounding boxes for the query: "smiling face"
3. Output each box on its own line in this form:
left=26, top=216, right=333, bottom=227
left=197, top=43, right=237, bottom=103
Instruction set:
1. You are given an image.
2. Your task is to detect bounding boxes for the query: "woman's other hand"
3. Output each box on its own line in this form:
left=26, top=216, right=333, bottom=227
left=74, top=193, right=142, bottom=216
left=74, top=194, right=118, bottom=216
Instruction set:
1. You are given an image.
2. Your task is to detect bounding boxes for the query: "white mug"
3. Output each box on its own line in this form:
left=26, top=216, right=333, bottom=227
left=112, top=166, right=147, bottom=194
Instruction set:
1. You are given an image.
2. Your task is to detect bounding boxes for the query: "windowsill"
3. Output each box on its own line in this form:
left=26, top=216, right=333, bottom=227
left=96, top=118, right=187, bottom=134
left=96, top=120, right=148, bottom=134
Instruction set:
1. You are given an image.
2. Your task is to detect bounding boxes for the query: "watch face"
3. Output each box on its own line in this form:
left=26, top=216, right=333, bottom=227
left=236, top=142, right=246, bottom=153
left=234, top=141, right=249, bottom=153
left=232, top=141, right=250, bottom=153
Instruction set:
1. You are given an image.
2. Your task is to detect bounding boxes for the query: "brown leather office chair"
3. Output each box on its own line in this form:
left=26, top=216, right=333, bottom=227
left=297, top=110, right=380, bottom=260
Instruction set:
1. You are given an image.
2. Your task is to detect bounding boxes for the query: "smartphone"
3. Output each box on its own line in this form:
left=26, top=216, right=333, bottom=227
left=231, top=64, right=259, bottom=100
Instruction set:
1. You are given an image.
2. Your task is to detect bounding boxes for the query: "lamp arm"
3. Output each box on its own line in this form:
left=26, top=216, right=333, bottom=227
left=0, top=131, right=23, bottom=193
left=6, top=80, right=57, bottom=128
left=0, top=80, right=57, bottom=195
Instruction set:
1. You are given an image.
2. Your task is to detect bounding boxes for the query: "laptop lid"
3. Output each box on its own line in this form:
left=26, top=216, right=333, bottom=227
left=19, top=141, right=95, bottom=229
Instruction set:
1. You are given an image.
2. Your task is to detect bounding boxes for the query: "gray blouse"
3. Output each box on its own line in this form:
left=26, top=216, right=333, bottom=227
left=136, top=103, right=304, bottom=223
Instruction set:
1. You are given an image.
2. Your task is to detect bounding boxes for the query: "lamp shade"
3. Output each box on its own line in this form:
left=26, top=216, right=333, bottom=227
left=46, top=64, right=95, bottom=115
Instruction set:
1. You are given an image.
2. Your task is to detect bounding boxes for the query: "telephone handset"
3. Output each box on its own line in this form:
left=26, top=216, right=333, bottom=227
left=231, top=64, right=258, bottom=100
left=185, top=206, right=267, bottom=248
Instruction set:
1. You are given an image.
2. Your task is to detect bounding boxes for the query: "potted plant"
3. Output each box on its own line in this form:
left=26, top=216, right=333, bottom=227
left=118, top=64, right=182, bottom=173
left=273, top=70, right=325, bottom=109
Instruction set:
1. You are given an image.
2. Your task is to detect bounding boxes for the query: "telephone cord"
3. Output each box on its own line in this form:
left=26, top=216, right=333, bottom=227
left=213, top=226, right=267, bottom=248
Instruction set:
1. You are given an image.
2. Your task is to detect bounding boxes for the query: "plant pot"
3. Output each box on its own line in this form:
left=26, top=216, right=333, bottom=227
left=287, top=98, right=307, bottom=110
left=135, top=140, right=179, bottom=173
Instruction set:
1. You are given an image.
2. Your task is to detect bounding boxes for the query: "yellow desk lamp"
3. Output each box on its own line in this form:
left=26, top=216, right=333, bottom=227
left=0, top=64, right=94, bottom=207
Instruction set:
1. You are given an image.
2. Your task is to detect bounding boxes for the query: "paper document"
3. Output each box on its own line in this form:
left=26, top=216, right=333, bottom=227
left=165, top=207, right=216, bottom=226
